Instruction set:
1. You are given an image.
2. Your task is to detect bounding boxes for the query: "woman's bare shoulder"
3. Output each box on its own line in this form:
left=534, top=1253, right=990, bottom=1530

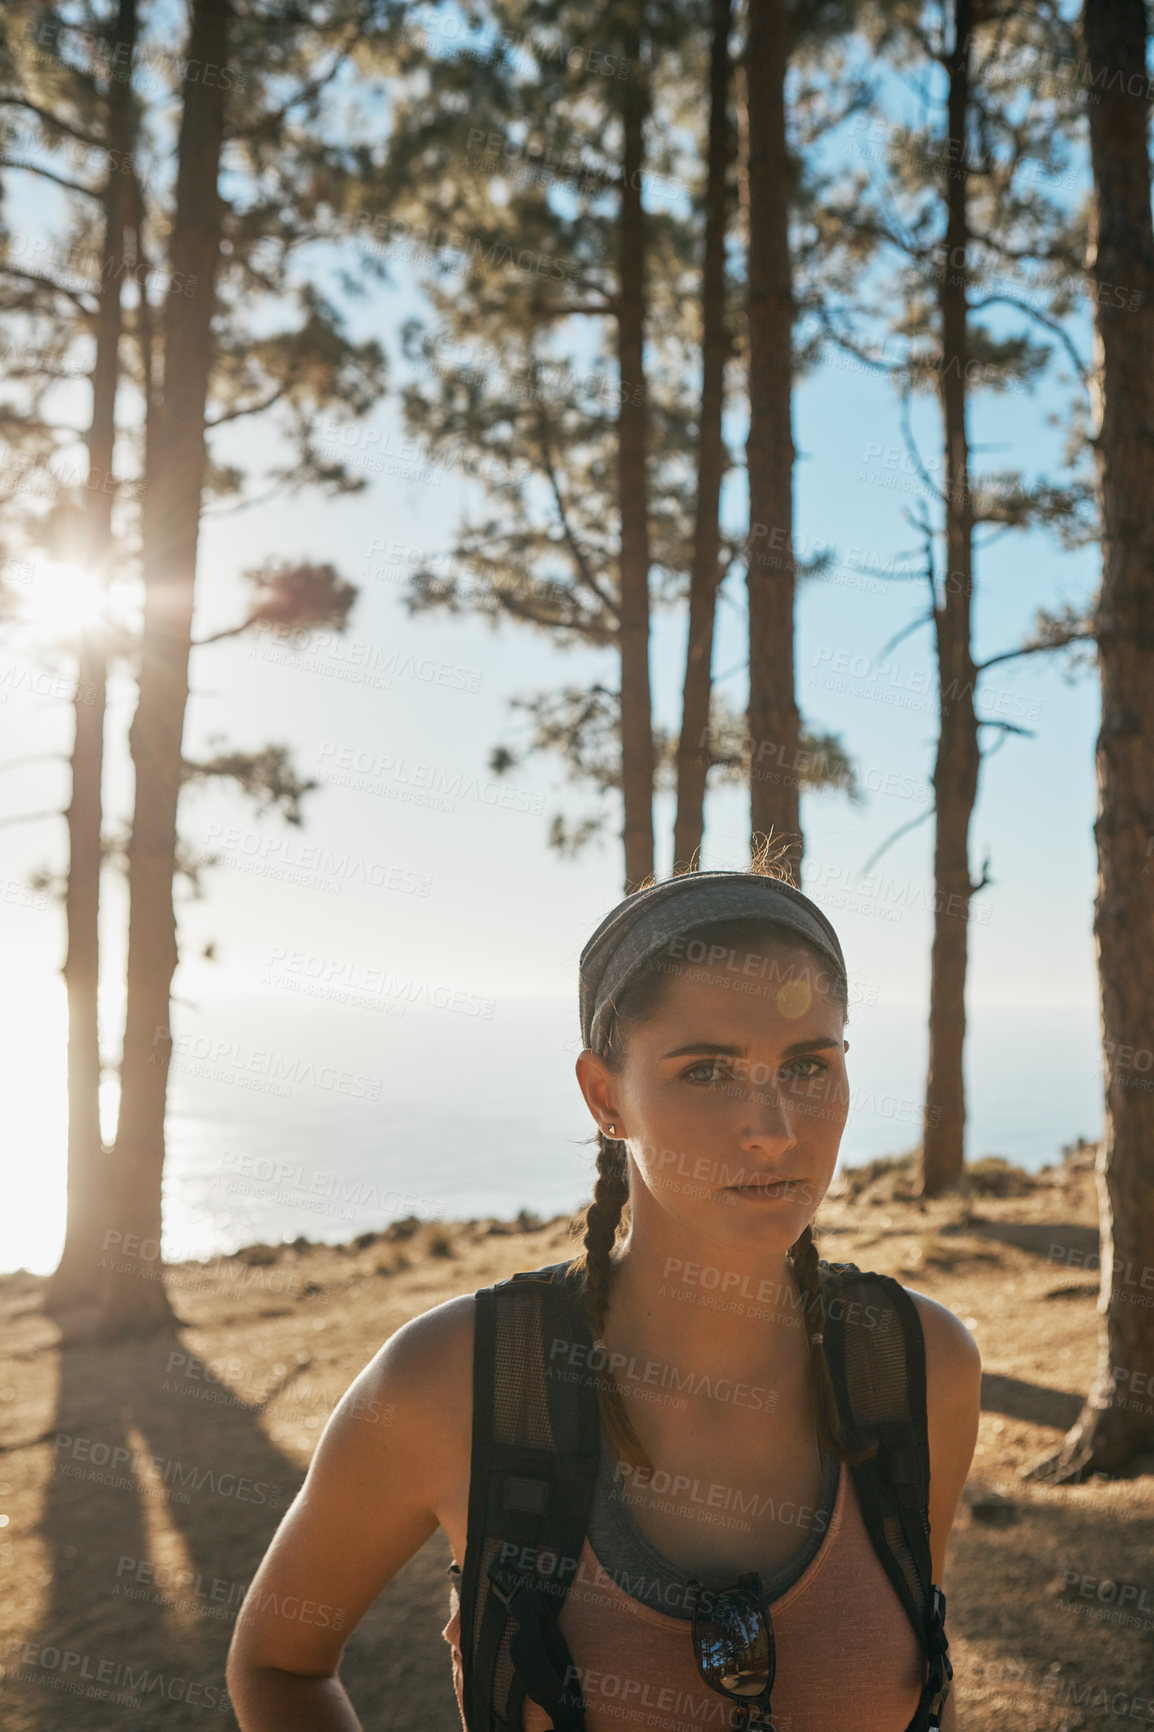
left=904, top=1287, right=982, bottom=1389
left=360, top=1289, right=477, bottom=1414
left=305, top=1290, right=478, bottom=1529
left=380, top=1288, right=477, bottom=1363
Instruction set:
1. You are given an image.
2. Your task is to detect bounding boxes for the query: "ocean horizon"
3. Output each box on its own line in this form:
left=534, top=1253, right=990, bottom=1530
left=6, top=986, right=1105, bottom=1276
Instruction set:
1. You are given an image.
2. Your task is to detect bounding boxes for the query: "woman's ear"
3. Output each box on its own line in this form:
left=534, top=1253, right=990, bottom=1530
left=575, top=1049, right=620, bottom=1132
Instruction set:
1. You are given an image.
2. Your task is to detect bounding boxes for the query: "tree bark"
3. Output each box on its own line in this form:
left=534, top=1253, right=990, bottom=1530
left=101, top=0, right=230, bottom=1335
left=921, top=0, right=980, bottom=1198
left=47, top=0, right=138, bottom=1313
left=672, top=0, right=733, bottom=875
left=743, top=0, right=801, bottom=873
left=1030, top=0, right=1154, bottom=1481
left=616, top=5, right=656, bottom=892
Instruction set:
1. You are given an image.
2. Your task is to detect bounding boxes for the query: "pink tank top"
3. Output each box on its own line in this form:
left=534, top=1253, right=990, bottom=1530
left=442, top=1458, right=926, bottom=1731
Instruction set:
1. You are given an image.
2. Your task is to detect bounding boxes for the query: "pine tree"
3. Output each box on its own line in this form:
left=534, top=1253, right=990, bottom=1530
left=99, top=0, right=394, bottom=1334
left=1, top=0, right=397, bottom=1328
left=816, top=0, right=1093, bottom=1193
left=742, top=0, right=802, bottom=868
left=0, top=0, right=142, bottom=1311
left=369, top=0, right=858, bottom=879
left=354, top=0, right=712, bottom=888
left=1029, top=0, right=1154, bottom=1481
left=672, top=0, right=734, bottom=873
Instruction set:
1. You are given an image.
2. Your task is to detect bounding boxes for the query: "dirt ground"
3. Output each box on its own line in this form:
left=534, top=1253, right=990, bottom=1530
left=2, top=1143, right=1153, bottom=1730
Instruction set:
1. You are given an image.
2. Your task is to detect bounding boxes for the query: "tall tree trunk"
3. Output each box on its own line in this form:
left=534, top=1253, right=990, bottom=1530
left=743, top=0, right=801, bottom=873
left=1031, top=0, right=1154, bottom=1481
left=47, top=0, right=138, bottom=1313
left=617, top=5, right=656, bottom=892
left=921, top=0, right=979, bottom=1198
left=672, top=0, right=733, bottom=875
left=100, top=0, right=230, bottom=1335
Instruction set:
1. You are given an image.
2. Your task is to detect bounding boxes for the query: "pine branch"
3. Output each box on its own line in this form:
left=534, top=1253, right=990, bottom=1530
left=0, top=157, right=101, bottom=199
left=204, top=381, right=290, bottom=427
left=0, top=95, right=102, bottom=149
left=181, top=743, right=320, bottom=825
left=192, top=559, right=356, bottom=645
left=874, top=609, right=936, bottom=662
left=229, top=0, right=377, bottom=143
left=814, top=306, right=899, bottom=374
left=899, top=385, right=944, bottom=503
left=968, top=228, right=1083, bottom=274
left=860, top=804, right=936, bottom=877
left=977, top=620, right=1096, bottom=672
left=200, top=480, right=290, bottom=517
left=534, top=401, right=620, bottom=621
left=968, top=292, right=1088, bottom=384
left=0, top=265, right=98, bottom=314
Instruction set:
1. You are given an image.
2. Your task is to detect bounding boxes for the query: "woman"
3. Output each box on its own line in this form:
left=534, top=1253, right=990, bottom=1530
left=227, top=867, right=982, bottom=1730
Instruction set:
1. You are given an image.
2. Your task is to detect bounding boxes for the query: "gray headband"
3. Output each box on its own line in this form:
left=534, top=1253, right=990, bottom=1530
left=579, top=871, right=847, bottom=1052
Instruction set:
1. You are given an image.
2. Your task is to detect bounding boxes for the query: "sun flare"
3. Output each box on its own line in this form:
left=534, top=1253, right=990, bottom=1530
left=20, top=558, right=109, bottom=637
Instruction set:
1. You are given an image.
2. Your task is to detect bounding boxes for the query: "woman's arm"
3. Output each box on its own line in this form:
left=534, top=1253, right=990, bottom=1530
left=909, top=1290, right=983, bottom=1732
left=226, top=1292, right=475, bottom=1730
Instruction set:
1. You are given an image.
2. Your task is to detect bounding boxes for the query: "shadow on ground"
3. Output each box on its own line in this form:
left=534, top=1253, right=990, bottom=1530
left=4, top=1322, right=458, bottom=1732
left=968, top=1219, right=1099, bottom=1263
left=980, top=1372, right=1084, bottom=1432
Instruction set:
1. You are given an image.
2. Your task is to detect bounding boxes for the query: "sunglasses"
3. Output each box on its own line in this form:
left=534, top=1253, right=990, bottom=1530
left=688, top=1571, right=777, bottom=1731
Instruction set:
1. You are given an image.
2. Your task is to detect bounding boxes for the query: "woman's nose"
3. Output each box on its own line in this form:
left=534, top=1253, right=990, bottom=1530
left=735, top=1079, right=797, bottom=1154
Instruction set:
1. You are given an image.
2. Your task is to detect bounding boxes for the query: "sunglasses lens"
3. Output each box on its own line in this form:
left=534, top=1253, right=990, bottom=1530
left=694, top=1589, right=774, bottom=1697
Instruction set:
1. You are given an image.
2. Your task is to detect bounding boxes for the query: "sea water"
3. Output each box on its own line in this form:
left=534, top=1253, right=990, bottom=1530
left=158, top=988, right=1103, bottom=1262
left=3, top=984, right=1104, bottom=1275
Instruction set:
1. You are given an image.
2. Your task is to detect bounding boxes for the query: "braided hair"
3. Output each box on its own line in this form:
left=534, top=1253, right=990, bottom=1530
left=568, top=910, right=876, bottom=1473
left=567, top=1129, right=641, bottom=1469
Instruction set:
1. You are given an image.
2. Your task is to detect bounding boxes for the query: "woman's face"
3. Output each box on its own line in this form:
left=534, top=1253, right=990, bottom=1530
left=577, top=942, right=849, bottom=1261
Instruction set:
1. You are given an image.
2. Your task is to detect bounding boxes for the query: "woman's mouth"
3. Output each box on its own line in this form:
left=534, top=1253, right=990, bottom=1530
left=726, top=1177, right=800, bottom=1202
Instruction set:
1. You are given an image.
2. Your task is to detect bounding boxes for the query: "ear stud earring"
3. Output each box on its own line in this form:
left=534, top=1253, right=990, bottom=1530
left=605, top=1123, right=617, bottom=1137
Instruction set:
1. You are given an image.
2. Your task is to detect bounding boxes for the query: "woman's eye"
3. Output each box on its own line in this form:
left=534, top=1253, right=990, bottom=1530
left=684, top=1059, right=728, bottom=1083
left=783, top=1057, right=826, bottom=1080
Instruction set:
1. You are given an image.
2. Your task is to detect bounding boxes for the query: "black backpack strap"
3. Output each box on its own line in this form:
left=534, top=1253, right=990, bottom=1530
left=458, top=1260, right=601, bottom=1731
left=821, top=1263, right=952, bottom=1732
